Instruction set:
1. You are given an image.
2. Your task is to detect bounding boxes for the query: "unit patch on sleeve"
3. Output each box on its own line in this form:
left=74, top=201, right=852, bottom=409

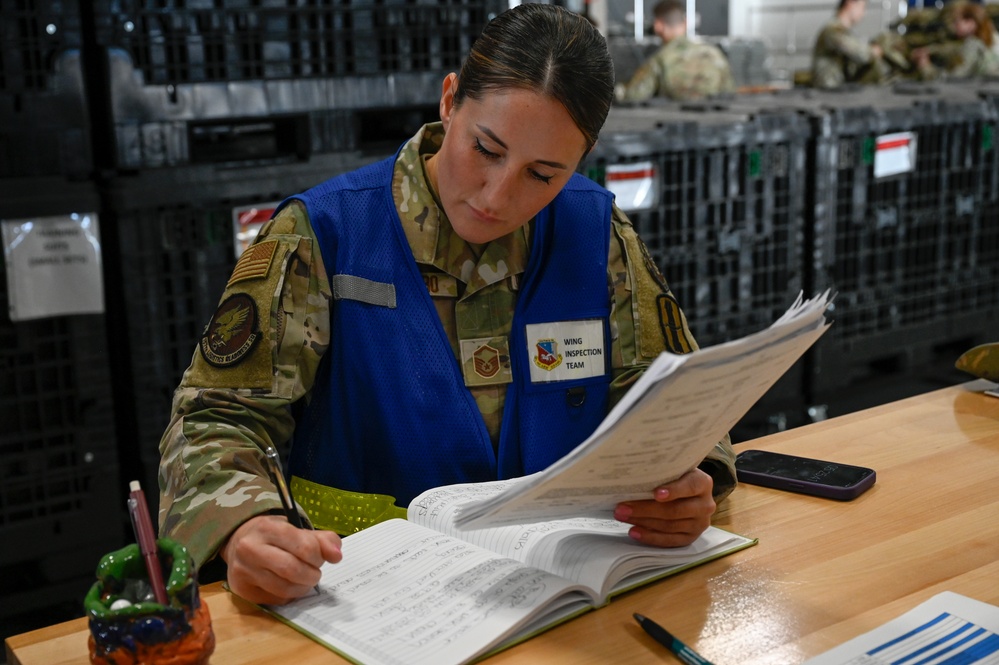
left=227, top=239, right=278, bottom=288
left=199, top=293, right=261, bottom=367
left=657, top=293, right=695, bottom=355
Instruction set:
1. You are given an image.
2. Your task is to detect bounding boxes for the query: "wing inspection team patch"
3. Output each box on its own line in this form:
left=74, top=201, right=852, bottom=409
left=199, top=293, right=261, bottom=367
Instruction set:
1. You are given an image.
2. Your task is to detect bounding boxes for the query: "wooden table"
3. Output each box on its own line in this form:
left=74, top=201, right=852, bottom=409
left=8, top=380, right=999, bottom=665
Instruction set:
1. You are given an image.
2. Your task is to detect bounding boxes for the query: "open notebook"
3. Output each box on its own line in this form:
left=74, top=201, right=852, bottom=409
left=266, top=480, right=755, bottom=665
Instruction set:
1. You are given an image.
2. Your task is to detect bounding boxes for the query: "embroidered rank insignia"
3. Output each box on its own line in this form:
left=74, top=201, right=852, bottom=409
left=533, top=338, right=563, bottom=371
left=657, top=294, right=695, bottom=354
left=460, top=336, right=513, bottom=387
left=472, top=344, right=501, bottom=379
left=227, top=240, right=277, bottom=288
left=199, top=293, right=261, bottom=367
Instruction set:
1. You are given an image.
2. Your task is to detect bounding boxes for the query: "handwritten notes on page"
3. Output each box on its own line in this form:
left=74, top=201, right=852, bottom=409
left=454, top=291, right=833, bottom=529
left=268, top=519, right=593, bottom=665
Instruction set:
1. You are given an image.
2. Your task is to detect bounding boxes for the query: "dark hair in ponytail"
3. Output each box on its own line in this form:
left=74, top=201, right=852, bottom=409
left=454, top=3, right=614, bottom=153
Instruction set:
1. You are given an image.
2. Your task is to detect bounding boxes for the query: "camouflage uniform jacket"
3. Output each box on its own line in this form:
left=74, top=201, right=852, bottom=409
left=617, top=35, right=735, bottom=102
left=159, top=123, right=738, bottom=567
left=916, top=36, right=999, bottom=80
left=812, top=18, right=879, bottom=88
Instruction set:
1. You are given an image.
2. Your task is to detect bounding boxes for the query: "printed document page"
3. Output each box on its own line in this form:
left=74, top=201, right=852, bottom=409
left=804, top=592, right=999, bottom=664
left=455, top=292, right=832, bottom=529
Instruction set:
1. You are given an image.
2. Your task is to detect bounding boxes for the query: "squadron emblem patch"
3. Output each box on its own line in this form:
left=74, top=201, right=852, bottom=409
left=200, top=293, right=261, bottom=367
left=533, top=338, right=563, bottom=371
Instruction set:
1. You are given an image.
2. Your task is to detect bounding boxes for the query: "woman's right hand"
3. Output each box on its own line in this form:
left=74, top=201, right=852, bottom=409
left=220, top=514, right=343, bottom=605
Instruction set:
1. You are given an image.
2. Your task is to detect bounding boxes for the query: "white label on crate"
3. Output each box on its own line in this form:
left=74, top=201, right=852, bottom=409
left=1, top=213, right=105, bottom=321
left=232, top=201, right=281, bottom=258
left=874, top=132, right=917, bottom=178
left=605, top=161, right=658, bottom=212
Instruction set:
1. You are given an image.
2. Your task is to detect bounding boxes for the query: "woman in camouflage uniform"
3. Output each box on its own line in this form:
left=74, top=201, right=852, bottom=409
left=910, top=1, right=999, bottom=79
left=159, top=3, right=737, bottom=606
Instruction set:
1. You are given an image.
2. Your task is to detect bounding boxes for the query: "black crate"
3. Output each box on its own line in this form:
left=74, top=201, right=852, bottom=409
left=94, top=0, right=505, bottom=170
left=729, top=85, right=999, bottom=394
left=0, top=0, right=92, bottom=178
left=581, top=103, right=811, bottom=425
left=583, top=102, right=810, bottom=348
left=0, top=182, right=123, bottom=575
left=106, top=152, right=386, bottom=514
left=93, top=0, right=501, bottom=82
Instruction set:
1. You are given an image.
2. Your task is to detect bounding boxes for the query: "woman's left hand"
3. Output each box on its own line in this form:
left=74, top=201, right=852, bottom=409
left=613, top=467, right=716, bottom=547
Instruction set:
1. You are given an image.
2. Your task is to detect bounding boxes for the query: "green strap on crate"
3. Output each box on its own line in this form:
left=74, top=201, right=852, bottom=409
left=290, top=476, right=407, bottom=535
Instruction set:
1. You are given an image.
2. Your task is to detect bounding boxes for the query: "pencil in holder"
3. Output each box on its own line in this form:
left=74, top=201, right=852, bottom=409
left=84, top=538, right=215, bottom=665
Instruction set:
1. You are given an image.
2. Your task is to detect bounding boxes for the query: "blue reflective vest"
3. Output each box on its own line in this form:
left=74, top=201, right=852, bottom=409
left=286, top=155, right=613, bottom=506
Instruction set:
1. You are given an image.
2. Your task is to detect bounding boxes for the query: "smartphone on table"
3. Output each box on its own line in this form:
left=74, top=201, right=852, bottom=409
left=735, top=449, right=876, bottom=500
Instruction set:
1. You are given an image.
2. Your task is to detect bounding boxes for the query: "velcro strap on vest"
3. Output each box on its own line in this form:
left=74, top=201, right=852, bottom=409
left=290, top=476, right=408, bottom=535
left=331, top=274, right=397, bottom=308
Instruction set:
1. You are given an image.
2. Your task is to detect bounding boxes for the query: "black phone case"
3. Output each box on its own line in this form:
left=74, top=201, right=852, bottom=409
left=735, top=450, right=876, bottom=501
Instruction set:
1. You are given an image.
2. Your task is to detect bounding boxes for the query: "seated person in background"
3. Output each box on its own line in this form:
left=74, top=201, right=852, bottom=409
left=616, top=0, right=734, bottom=102
left=812, top=0, right=889, bottom=88
left=910, top=1, right=999, bottom=80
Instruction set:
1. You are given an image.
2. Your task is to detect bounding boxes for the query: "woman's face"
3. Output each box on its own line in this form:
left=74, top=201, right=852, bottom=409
left=953, top=16, right=977, bottom=39
left=425, top=74, right=590, bottom=245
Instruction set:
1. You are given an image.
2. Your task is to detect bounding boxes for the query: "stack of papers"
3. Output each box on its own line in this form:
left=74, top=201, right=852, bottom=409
left=456, top=291, right=834, bottom=529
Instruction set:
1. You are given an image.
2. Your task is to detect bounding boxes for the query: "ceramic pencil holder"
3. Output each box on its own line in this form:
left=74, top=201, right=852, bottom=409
left=84, top=538, right=215, bottom=665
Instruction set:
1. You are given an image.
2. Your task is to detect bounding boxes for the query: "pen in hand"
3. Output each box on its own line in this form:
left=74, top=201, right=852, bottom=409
left=263, top=446, right=321, bottom=593
left=634, top=613, right=714, bottom=665
left=264, top=446, right=307, bottom=529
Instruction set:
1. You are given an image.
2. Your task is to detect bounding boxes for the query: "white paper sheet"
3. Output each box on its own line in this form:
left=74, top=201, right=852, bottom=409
left=455, top=291, right=833, bottom=529
left=804, top=592, right=999, bottom=664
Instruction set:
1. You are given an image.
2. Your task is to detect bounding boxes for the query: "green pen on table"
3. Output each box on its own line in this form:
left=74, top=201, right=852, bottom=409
left=634, top=613, right=715, bottom=665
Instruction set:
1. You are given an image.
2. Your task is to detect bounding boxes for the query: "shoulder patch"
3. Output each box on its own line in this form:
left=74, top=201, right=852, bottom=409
left=657, top=293, right=695, bottom=355
left=228, top=240, right=278, bottom=288
left=199, top=293, right=261, bottom=367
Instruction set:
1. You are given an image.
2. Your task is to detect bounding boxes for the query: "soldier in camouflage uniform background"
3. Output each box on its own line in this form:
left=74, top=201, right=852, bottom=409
left=158, top=3, right=737, bottom=607
left=615, top=0, right=735, bottom=102
left=811, top=0, right=892, bottom=88
left=907, top=1, right=999, bottom=80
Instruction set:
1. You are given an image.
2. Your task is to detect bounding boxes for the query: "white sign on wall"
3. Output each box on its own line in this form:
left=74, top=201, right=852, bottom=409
left=2, top=212, right=105, bottom=321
